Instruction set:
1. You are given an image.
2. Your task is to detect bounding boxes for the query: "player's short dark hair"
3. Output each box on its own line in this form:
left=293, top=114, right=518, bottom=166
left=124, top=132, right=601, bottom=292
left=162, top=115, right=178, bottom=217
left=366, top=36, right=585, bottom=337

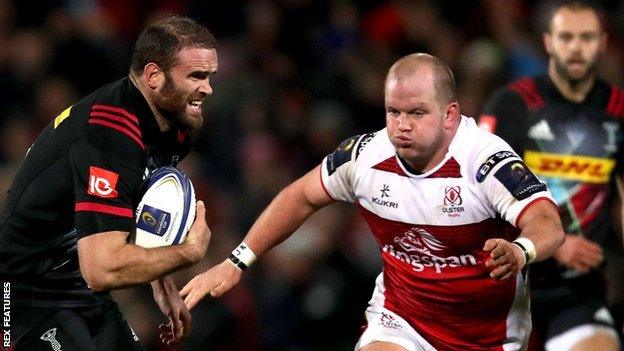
left=131, top=15, right=217, bottom=73
left=546, top=0, right=603, bottom=33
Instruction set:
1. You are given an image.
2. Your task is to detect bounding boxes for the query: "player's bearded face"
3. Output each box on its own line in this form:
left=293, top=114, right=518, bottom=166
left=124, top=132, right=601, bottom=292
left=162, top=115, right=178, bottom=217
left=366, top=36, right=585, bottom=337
left=552, top=45, right=599, bottom=84
left=152, top=47, right=218, bottom=131
left=548, top=9, right=603, bottom=84
left=155, top=72, right=204, bottom=130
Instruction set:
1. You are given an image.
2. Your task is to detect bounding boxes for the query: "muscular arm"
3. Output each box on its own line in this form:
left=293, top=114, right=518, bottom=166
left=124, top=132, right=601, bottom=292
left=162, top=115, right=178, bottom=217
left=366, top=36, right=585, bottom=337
left=244, top=165, right=335, bottom=256
left=180, top=166, right=335, bottom=308
left=516, top=199, right=566, bottom=262
left=485, top=199, right=565, bottom=280
left=78, top=232, right=191, bottom=291
left=78, top=201, right=210, bottom=291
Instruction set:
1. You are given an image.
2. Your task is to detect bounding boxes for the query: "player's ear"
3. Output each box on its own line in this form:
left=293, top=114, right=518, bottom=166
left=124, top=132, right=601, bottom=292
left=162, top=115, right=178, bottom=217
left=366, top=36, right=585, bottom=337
left=543, top=32, right=553, bottom=55
left=444, top=101, right=459, bottom=129
left=144, top=63, right=165, bottom=90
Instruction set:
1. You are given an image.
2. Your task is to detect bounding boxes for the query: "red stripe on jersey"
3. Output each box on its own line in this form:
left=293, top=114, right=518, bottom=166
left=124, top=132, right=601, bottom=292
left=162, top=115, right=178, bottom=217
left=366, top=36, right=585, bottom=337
left=509, top=78, right=544, bottom=111
left=88, top=119, right=146, bottom=150
left=522, top=78, right=545, bottom=109
left=91, top=104, right=139, bottom=124
left=428, top=157, right=461, bottom=178
left=372, top=156, right=408, bottom=177
left=606, top=86, right=619, bottom=116
left=514, top=196, right=557, bottom=227
left=613, top=89, right=624, bottom=118
left=75, top=202, right=133, bottom=218
left=318, top=166, right=335, bottom=200
left=90, top=111, right=142, bottom=137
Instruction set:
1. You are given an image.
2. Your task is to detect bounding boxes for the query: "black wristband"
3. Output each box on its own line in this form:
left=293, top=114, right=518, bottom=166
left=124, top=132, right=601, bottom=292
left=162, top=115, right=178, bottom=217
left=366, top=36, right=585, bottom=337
left=229, top=254, right=248, bottom=271
left=512, top=241, right=530, bottom=268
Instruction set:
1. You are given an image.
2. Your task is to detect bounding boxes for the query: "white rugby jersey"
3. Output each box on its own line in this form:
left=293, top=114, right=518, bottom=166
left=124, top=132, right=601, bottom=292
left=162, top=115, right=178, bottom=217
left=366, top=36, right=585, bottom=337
left=320, top=116, right=554, bottom=351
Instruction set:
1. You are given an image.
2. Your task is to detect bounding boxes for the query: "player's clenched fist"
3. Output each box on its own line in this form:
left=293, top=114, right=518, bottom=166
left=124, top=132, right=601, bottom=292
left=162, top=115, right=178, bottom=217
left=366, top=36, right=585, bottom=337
left=483, top=238, right=526, bottom=281
left=180, top=259, right=243, bottom=310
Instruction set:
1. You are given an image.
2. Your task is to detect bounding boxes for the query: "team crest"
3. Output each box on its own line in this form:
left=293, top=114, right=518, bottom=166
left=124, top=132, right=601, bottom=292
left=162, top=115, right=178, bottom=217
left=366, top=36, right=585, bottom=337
left=442, top=186, right=464, bottom=217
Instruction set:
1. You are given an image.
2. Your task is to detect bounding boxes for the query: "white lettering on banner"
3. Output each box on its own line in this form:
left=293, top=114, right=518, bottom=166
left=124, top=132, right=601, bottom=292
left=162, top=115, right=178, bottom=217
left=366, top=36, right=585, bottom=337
left=383, top=244, right=477, bottom=273
left=3, top=281, right=10, bottom=348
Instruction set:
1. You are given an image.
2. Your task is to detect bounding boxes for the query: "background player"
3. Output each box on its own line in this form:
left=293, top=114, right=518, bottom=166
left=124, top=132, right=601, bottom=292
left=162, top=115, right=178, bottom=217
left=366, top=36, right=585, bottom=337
left=480, top=1, right=623, bottom=350
left=181, top=53, right=565, bottom=350
left=0, top=16, right=213, bottom=350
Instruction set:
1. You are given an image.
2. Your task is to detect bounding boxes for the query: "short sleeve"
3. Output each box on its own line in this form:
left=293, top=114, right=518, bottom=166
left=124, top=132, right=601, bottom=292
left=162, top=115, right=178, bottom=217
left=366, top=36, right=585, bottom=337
left=70, top=123, right=146, bottom=238
left=474, top=137, right=555, bottom=226
left=320, top=135, right=362, bottom=202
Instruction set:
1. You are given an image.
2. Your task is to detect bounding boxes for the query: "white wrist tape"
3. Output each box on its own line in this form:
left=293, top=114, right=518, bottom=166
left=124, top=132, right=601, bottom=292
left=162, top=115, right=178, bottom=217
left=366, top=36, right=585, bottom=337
left=228, top=242, right=257, bottom=270
left=512, top=237, right=537, bottom=265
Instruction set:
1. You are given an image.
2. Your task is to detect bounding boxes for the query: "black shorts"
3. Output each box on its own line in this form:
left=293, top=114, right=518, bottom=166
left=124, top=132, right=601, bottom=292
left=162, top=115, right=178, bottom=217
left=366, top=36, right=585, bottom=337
left=11, top=301, right=143, bottom=351
left=531, top=289, right=617, bottom=341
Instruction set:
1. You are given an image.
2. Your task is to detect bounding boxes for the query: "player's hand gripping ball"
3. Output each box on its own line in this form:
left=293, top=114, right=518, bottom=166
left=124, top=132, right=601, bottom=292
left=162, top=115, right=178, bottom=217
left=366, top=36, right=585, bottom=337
left=130, top=167, right=196, bottom=248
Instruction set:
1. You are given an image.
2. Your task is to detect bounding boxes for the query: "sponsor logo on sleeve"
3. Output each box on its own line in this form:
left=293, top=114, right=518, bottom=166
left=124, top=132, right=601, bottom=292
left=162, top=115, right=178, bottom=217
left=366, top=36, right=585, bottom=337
left=476, top=151, right=517, bottom=183
left=494, top=160, right=546, bottom=200
left=87, top=166, right=119, bottom=199
left=355, top=133, right=375, bottom=159
left=326, top=135, right=359, bottom=176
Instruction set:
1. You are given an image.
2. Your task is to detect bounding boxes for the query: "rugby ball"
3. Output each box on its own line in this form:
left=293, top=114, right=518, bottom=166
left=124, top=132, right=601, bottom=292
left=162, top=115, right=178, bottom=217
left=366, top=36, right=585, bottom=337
left=131, top=167, right=196, bottom=248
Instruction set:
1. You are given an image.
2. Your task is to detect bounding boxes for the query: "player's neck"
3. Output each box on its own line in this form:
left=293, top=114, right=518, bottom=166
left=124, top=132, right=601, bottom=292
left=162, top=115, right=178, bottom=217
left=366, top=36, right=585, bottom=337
left=548, top=63, right=595, bottom=103
left=128, top=72, right=173, bottom=132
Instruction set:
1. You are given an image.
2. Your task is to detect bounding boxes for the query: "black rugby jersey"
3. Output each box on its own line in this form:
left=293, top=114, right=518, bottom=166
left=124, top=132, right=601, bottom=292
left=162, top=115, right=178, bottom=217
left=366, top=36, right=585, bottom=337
left=480, top=75, right=624, bottom=296
left=0, top=77, right=191, bottom=308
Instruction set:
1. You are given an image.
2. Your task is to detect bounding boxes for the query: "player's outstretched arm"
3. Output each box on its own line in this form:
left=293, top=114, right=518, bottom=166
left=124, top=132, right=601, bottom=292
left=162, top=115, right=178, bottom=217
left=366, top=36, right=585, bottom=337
left=485, top=199, right=565, bottom=280
left=77, top=201, right=211, bottom=291
left=180, top=165, right=334, bottom=310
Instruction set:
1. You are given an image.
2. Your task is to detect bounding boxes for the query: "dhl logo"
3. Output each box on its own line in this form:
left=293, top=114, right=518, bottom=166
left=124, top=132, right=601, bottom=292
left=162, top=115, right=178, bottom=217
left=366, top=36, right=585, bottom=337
left=524, top=150, right=614, bottom=184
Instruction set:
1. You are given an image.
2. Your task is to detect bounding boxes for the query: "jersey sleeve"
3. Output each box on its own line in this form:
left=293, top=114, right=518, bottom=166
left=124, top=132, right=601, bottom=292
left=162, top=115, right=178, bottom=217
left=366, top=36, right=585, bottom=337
left=319, top=135, right=362, bottom=202
left=479, top=87, right=529, bottom=152
left=474, top=137, right=555, bottom=226
left=70, top=109, right=146, bottom=239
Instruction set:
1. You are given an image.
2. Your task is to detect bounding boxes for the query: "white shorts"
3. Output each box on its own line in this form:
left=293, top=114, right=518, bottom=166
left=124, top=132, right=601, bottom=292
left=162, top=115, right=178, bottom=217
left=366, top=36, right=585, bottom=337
left=355, top=275, right=436, bottom=351
left=355, top=273, right=530, bottom=351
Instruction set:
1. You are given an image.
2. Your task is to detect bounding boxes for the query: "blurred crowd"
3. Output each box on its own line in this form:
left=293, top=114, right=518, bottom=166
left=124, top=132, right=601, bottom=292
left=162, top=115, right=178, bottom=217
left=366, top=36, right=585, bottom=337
left=1, top=0, right=624, bottom=350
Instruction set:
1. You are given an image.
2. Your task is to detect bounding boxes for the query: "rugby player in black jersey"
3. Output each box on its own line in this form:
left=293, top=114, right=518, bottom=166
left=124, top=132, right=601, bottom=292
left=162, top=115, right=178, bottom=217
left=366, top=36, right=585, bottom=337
left=0, top=15, right=214, bottom=350
left=480, top=2, right=622, bottom=350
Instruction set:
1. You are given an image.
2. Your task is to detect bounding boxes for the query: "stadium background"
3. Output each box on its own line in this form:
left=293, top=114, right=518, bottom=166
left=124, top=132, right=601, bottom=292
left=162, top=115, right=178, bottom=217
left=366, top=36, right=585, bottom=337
left=1, top=0, right=623, bottom=350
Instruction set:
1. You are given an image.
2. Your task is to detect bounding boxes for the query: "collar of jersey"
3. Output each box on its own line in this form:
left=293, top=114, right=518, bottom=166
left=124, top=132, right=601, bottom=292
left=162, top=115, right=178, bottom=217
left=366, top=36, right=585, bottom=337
left=125, top=78, right=164, bottom=145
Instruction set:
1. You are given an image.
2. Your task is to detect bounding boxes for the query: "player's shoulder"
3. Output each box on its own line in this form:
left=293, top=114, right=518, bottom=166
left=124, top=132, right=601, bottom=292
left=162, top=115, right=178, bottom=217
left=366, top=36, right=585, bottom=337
left=453, top=117, right=519, bottom=178
left=595, top=78, right=624, bottom=118
left=83, top=79, right=147, bottom=159
left=325, top=130, right=390, bottom=174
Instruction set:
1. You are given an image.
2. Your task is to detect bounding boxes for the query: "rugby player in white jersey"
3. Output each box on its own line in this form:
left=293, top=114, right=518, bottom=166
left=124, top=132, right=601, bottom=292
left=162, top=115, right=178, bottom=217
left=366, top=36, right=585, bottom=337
left=180, top=53, right=565, bottom=350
